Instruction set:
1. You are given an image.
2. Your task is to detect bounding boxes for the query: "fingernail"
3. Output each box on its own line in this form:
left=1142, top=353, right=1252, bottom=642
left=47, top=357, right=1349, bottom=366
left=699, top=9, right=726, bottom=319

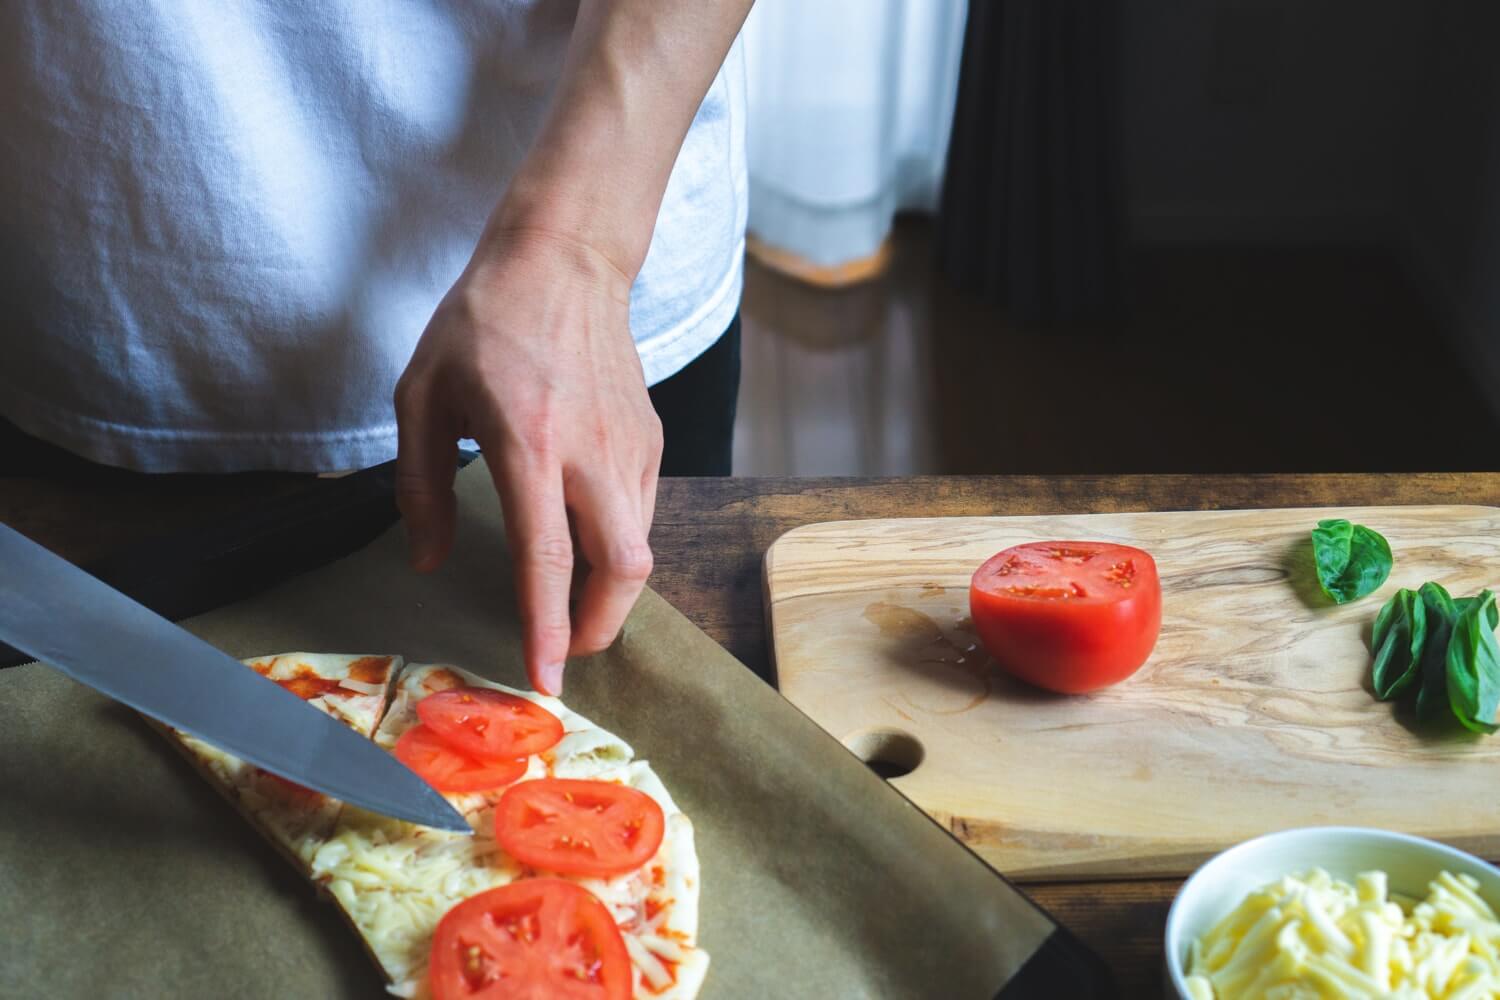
left=537, top=661, right=566, bottom=697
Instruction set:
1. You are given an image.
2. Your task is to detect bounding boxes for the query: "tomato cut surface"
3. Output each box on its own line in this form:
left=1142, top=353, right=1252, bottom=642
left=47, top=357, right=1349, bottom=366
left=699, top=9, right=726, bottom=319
left=395, top=724, right=527, bottom=793
left=496, top=778, right=664, bottom=879
left=970, top=541, right=1162, bottom=693
left=429, top=878, right=630, bottom=1000
left=418, top=687, right=564, bottom=761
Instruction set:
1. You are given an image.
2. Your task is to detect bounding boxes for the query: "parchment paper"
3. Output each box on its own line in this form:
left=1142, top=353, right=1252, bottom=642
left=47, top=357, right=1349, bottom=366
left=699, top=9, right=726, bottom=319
left=1, top=462, right=1057, bottom=998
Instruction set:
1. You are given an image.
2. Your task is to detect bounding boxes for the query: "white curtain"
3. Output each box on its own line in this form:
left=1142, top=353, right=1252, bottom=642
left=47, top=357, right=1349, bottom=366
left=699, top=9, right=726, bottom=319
left=742, top=0, right=969, bottom=269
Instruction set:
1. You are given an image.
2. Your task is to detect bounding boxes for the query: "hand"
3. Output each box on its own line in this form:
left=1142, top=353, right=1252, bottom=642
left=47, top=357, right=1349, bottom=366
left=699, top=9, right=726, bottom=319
left=393, top=228, right=663, bottom=696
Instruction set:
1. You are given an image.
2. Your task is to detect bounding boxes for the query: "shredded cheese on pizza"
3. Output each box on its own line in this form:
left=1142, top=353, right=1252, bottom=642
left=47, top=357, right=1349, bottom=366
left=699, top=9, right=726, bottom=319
left=161, top=655, right=707, bottom=999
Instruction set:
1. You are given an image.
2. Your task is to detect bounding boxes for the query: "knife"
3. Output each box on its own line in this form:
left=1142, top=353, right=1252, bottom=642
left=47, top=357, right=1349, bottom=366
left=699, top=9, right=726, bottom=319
left=0, top=521, right=469, bottom=833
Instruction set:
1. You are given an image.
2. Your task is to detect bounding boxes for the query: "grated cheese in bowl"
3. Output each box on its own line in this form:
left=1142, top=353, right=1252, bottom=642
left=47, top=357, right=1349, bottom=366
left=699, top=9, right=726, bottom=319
left=1184, top=867, right=1500, bottom=999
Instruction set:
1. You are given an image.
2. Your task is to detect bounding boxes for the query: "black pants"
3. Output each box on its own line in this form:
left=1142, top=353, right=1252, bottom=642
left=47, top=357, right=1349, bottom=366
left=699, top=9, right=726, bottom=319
left=648, top=313, right=740, bottom=477
left=0, top=315, right=741, bottom=478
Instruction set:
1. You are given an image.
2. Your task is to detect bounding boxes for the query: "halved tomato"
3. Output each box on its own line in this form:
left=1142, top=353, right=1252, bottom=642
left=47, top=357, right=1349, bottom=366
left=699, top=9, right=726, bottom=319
left=970, top=541, right=1162, bottom=693
left=418, top=688, right=564, bottom=760
left=495, top=778, right=664, bottom=879
left=394, top=724, right=527, bottom=793
left=429, top=878, right=630, bottom=1000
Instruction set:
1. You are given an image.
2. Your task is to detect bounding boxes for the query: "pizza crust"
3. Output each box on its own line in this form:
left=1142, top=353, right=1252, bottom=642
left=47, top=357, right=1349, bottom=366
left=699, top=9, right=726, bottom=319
left=145, top=716, right=334, bottom=879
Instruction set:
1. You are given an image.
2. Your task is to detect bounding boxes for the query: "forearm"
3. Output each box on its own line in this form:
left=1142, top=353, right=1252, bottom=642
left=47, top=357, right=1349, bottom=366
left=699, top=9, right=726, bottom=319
left=400, top=1, right=750, bottom=689
left=487, top=0, right=754, bottom=281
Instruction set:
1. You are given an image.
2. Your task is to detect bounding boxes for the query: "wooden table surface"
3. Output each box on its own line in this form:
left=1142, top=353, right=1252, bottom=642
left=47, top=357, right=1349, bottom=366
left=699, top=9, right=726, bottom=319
left=5, top=469, right=1499, bottom=998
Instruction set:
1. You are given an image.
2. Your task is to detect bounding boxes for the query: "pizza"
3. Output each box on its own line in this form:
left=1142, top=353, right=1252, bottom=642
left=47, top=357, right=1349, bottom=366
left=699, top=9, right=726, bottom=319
left=156, top=653, right=707, bottom=999
left=158, top=653, right=402, bottom=867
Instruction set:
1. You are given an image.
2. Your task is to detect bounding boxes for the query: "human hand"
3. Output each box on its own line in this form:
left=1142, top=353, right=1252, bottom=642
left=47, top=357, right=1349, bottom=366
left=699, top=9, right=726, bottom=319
left=393, top=228, right=662, bottom=696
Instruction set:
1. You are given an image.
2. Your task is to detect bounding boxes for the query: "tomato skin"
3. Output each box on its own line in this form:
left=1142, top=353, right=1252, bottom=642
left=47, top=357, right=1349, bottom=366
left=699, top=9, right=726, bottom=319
left=429, top=879, right=630, bottom=1000
left=496, top=778, right=665, bottom=879
left=969, top=541, right=1162, bottom=693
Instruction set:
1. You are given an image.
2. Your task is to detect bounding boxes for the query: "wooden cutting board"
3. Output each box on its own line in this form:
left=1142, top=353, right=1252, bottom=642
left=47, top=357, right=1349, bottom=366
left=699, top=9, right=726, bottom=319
left=765, top=506, right=1500, bottom=881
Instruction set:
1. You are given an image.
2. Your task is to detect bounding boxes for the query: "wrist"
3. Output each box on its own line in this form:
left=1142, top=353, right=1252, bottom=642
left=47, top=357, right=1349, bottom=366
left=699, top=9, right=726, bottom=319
left=474, top=210, right=636, bottom=308
left=488, top=155, right=656, bottom=285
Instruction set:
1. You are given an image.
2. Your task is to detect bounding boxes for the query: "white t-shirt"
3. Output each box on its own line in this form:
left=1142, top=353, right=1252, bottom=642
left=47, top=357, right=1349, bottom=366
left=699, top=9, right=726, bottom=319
left=0, top=2, right=747, bottom=473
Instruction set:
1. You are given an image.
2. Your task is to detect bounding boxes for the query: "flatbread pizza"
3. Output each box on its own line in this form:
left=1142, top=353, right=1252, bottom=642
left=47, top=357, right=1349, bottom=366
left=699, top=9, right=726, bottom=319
left=155, top=653, right=707, bottom=999
left=156, top=653, right=402, bottom=869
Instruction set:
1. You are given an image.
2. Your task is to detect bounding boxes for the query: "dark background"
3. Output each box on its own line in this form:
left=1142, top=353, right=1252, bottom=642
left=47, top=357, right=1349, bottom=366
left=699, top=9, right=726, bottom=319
left=732, top=1, right=1500, bottom=476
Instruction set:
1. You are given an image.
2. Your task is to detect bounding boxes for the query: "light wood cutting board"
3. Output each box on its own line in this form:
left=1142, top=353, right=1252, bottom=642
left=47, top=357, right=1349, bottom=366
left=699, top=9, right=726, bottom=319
left=765, top=506, right=1500, bottom=881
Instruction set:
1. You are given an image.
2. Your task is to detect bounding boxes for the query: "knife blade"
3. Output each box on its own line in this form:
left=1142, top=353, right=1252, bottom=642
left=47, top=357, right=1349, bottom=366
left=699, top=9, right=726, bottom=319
left=0, top=521, right=469, bottom=834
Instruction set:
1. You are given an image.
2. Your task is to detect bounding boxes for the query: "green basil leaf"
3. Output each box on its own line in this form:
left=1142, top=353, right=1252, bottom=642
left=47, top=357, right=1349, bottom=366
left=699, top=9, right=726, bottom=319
left=1371, top=588, right=1426, bottom=700
left=1414, top=582, right=1459, bottom=724
left=1452, top=596, right=1500, bottom=630
left=1447, top=590, right=1500, bottom=735
left=1311, top=519, right=1393, bottom=604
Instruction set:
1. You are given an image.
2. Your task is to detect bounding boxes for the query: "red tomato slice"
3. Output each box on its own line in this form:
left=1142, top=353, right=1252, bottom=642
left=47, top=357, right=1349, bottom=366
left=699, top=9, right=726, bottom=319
left=257, top=770, right=320, bottom=800
left=394, top=724, right=527, bottom=793
left=429, top=878, right=630, bottom=1000
left=495, top=778, right=665, bottom=879
left=418, top=687, right=564, bottom=761
left=970, top=541, right=1162, bottom=693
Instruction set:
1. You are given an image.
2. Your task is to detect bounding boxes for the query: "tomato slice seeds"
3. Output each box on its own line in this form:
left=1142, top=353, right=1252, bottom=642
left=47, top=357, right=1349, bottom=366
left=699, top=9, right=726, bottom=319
left=429, top=879, right=631, bottom=1000
left=496, top=778, right=665, bottom=879
left=419, top=687, right=565, bottom=760
left=394, top=724, right=528, bottom=793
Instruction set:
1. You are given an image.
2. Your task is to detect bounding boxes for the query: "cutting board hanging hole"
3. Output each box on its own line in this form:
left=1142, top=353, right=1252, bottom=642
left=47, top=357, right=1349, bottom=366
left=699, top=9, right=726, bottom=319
left=842, top=728, right=924, bottom=779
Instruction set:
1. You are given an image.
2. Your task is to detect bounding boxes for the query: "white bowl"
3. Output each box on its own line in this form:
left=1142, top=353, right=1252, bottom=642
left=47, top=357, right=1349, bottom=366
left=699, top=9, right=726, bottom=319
left=1163, top=827, right=1500, bottom=999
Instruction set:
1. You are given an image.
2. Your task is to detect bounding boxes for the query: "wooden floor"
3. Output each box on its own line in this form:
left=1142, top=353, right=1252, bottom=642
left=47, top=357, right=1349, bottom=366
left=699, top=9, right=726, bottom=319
left=733, top=220, right=1499, bottom=476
